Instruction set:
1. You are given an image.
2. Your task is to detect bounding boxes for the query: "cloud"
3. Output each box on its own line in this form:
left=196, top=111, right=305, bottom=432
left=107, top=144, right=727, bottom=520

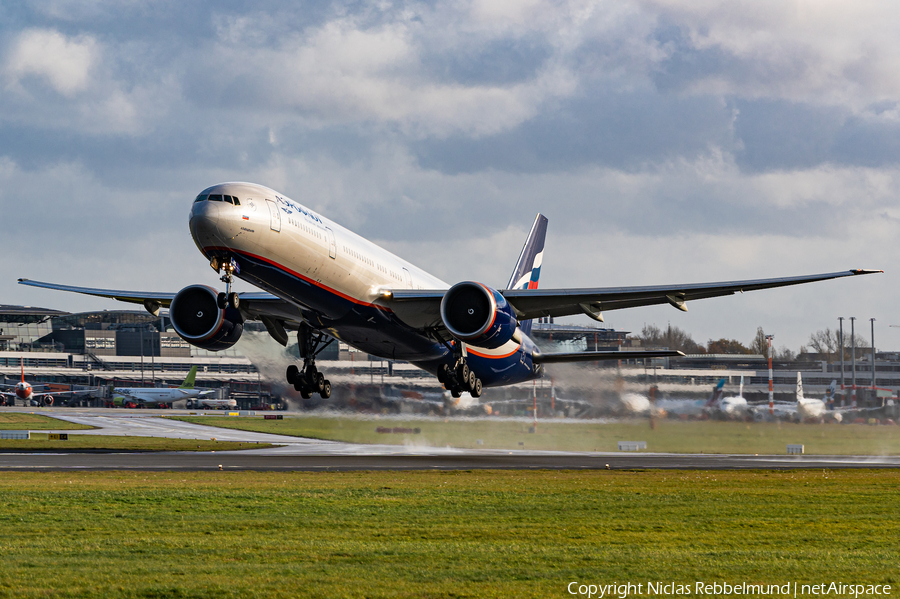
left=4, top=28, right=97, bottom=96
left=0, top=1, right=898, bottom=351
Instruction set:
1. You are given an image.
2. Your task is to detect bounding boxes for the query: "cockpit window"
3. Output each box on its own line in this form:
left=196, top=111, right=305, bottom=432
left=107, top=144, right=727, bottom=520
left=231, top=196, right=241, bottom=206
left=208, top=194, right=224, bottom=202
left=194, top=194, right=208, bottom=203
left=224, top=195, right=234, bottom=205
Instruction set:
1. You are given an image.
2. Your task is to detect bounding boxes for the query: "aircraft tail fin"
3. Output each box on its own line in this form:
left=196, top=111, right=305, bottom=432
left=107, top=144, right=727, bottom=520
left=738, top=375, right=744, bottom=398
left=796, top=372, right=804, bottom=402
left=705, top=378, right=726, bottom=407
left=826, top=380, right=837, bottom=400
left=507, top=213, right=548, bottom=337
left=179, top=366, right=198, bottom=389
left=20, top=358, right=24, bottom=383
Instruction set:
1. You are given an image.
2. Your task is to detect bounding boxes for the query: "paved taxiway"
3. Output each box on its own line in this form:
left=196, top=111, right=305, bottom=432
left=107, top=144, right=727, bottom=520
left=2, top=407, right=899, bottom=471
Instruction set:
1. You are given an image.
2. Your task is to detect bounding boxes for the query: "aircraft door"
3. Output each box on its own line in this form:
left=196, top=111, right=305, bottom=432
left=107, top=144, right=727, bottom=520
left=325, top=227, right=337, bottom=259
left=266, top=199, right=281, bottom=232
left=402, top=267, right=413, bottom=289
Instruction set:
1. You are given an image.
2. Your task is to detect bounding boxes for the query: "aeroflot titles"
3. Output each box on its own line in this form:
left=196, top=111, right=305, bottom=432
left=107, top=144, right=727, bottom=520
left=567, top=581, right=892, bottom=598
left=275, top=195, right=324, bottom=225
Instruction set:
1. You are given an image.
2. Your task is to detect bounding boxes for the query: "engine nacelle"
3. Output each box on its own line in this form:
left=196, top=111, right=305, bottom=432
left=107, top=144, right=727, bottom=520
left=440, top=282, right=518, bottom=349
left=170, top=285, right=243, bottom=351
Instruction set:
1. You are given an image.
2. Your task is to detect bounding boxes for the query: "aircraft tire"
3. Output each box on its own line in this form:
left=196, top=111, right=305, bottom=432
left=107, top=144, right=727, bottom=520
left=216, top=292, right=227, bottom=309
left=457, top=363, right=469, bottom=384
left=286, top=365, right=300, bottom=385
left=228, top=292, right=240, bottom=309
left=300, top=388, right=312, bottom=400
left=437, top=364, right=449, bottom=384
left=320, top=380, right=332, bottom=400
left=293, top=381, right=305, bottom=393
left=451, top=389, right=461, bottom=398
left=472, top=378, right=482, bottom=398
left=315, top=372, right=325, bottom=393
left=467, top=370, right=477, bottom=392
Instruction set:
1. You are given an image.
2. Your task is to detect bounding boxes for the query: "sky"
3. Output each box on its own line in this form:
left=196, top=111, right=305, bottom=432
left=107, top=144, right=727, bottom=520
left=0, top=0, right=897, bottom=354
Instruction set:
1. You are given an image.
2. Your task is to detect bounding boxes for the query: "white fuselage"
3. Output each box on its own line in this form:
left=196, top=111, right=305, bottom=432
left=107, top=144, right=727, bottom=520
left=113, top=387, right=202, bottom=403
left=189, top=183, right=527, bottom=364
left=192, top=183, right=448, bottom=305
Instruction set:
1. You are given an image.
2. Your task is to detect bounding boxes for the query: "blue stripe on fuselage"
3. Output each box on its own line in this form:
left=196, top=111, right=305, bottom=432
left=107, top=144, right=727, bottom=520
left=210, top=247, right=540, bottom=388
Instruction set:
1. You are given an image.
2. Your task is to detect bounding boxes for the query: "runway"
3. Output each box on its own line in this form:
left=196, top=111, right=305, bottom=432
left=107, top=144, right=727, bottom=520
left=2, top=407, right=899, bottom=471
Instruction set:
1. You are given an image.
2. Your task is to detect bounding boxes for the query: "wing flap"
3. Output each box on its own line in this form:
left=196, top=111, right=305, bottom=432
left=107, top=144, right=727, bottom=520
left=534, top=350, right=684, bottom=364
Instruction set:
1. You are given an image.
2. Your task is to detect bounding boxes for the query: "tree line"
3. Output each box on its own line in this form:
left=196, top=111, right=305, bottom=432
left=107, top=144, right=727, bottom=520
left=632, top=324, right=870, bottom=362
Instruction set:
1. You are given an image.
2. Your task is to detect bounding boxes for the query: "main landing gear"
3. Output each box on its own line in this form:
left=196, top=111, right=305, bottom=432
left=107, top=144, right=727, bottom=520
left=211, top=257, right=240, bottom=310
left=437, top=343, right=483, bottom=398
left=286, top=324, right=334, bottom=400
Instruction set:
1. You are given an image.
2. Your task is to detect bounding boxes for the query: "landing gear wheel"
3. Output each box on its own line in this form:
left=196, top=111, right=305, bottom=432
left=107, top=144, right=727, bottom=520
left=457, top=363, right=469, bottom=384
left=286, top=365, right=300, bottom=385
left=472, top=378, right=483, bottom=398
left=451, top=389, right=461, bottom=398
left=299, top=388, right=312, bottom=400
left=437, top=364, right=450, bottom=384
left=320, top=380, right=332, bottom=400
left=228, top=292, right=240, bottom=309
left=216, top=292, right=227, bottom=309
left=315, top=372, right=325, bottom=393
left=467, top=370, right=477, bottom=392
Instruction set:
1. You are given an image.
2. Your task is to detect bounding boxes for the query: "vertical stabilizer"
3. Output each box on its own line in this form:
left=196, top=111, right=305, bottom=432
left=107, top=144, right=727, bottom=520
left=738, top=375, right=744, bottom=398
left=179, top=366, right=198, bottom=389
left=796, top=372, right=804, bottom=403
left=705, top=379, right=726, bottom=407
left=507, top=214, right=548, bottom=336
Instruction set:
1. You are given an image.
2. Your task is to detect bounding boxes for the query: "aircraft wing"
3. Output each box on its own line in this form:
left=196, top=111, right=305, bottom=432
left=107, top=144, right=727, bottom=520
left=17, top=279, right=306, bottom=344
left=534, top=350, right=684, bottom=364
left=387, top=269, right=881, bottom=323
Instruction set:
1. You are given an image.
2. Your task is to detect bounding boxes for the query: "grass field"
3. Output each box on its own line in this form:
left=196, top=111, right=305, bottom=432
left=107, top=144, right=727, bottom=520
left=0, top=470, right=895, bottom=598
left=0, top=435, right=273, bottom=452
left=171, top=414, right=900, bottom=455
left=0, top=412, right=93, bottom=430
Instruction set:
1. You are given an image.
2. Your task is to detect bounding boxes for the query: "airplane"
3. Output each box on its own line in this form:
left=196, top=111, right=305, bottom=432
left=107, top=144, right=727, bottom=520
left=0, top=358, right=96, bottom=406
left=18, top=182, right=881, bottom=399
left=707, top=375, right=750, bottom=419
left=647, top=379, right=733, bottom=419
left=111, top=366, right=217, bottom=408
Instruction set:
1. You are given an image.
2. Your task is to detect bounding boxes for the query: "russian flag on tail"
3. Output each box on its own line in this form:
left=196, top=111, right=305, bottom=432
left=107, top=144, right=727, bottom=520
left=506, top=213, right=548, bottom=337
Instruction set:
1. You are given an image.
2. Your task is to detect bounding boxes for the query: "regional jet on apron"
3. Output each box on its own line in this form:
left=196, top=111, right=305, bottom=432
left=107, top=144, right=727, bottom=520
left=19, top=182, right=881, bottom=400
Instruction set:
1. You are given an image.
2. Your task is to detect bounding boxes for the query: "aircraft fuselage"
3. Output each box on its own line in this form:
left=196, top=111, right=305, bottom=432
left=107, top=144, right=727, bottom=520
left=189, top=183, right=540, bottom=388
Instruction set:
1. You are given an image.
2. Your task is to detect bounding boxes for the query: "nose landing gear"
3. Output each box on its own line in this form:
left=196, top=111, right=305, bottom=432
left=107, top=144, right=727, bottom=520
left=211, top=257, right=241, bottom=309
left=286, top=324, right=334, bottom=399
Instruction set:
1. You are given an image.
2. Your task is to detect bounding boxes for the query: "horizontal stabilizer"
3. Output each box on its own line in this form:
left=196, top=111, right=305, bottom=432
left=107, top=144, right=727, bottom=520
left=534, top=350, right=684, bottom=364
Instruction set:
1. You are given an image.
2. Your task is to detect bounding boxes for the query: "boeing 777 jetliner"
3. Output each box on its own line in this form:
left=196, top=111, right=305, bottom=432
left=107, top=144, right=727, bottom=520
left=19, top=182, right=881, bottom=400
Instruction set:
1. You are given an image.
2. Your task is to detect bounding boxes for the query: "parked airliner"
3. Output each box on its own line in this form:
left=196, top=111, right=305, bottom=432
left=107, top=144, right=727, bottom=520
left=19, top=182, right=881, bottom=399
left=0, top=358, right=95, bottom=406
left=111, top=366, right=218, bottom=408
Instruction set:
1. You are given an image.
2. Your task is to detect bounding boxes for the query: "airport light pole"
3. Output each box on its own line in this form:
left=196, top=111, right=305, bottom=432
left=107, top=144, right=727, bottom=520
left=766, top=335, right=774, bottom=417
left=838, top=317, right=845, bottom=407
left=871, top=318, right=876, bottom=392
left=850, top=317, right=857, bottom=410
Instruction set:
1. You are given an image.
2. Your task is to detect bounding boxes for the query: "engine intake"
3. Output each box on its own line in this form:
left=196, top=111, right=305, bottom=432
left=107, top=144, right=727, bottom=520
left=170, top=285, right=243, bottom=351
left=440, top=282, right=518, bottom=349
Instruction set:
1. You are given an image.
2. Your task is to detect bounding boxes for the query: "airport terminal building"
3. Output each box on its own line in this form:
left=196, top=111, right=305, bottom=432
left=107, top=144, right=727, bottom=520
left=1, top=304, right=898, bottom=414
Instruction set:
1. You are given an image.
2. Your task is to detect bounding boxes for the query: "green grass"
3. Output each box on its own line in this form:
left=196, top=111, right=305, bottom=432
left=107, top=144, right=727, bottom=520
left=0, top=470, right=895, bottom=598
left=0, top=435, right=272, bottom=452
left=171, top=414, right=900, bottom=455
left=0, top=412, right=93, bottom=430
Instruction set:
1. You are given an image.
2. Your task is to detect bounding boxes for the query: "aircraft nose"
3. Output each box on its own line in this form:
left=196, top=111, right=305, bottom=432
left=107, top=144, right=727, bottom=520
left=189, top=198, right=222, bottom=246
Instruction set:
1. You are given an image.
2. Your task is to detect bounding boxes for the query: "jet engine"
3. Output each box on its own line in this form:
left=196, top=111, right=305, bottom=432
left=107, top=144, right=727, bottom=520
left=440, top=282, right=518, bottom=349
left=170, top=285, right=243, bottom=351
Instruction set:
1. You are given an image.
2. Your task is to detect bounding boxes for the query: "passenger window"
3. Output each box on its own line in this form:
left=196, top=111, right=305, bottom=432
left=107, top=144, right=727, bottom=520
left=208, top=194, right=223, bottom=202
left=194, top=194, right=208, bottom=203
